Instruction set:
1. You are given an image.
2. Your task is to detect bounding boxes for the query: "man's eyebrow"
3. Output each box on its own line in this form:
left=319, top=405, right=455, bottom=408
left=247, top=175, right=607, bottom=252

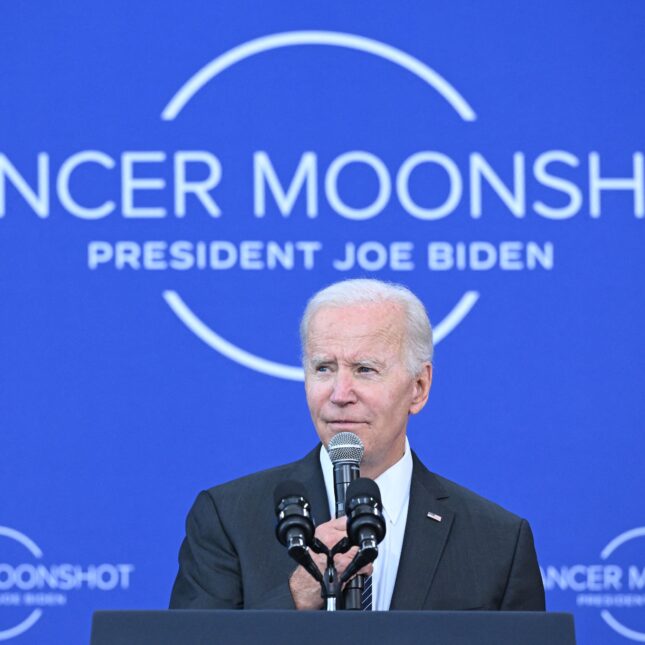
left=353, top=358, right=386, bottom=368
left=308, top=355, right=334, bottom=365
left=307, top=356, right=387, bottom=368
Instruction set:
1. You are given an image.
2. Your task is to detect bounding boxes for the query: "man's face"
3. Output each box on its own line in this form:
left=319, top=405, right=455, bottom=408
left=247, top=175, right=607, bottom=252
left=304, top=301, right=432, bottom=479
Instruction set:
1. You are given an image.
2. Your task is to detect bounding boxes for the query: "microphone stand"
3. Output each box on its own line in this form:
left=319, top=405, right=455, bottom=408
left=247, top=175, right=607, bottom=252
left=343, top=576, right=363, bottom=610
left=310, top=537, right=352, bottom=611
left=290, top=536, right=376, bottom=611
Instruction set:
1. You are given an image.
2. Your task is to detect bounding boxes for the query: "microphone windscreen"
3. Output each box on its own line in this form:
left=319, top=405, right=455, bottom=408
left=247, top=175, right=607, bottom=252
left=346, top=477, right=382, bottom=505
left=328, top=432, right=364, bottom=465
left=273, top=480, right=308, bottom=507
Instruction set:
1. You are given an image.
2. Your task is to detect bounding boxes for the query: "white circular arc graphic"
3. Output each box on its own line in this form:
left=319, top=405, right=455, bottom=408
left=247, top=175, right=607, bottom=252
left=161, top=31, right=480, bottom=378
left=161, top=31, right=477, bottom=122
left=0, top=611, right=43, bottom=643
left=601, top=612, right=645, bottom=643
left=0, top=526, right=43, bottom=558
left=0, top=526, right=44, bottom=641
left=601, top=527, right=645, bottom=560
left=163, top=290, right=479, bottom=381
left=599, top=526, right=645, bottom=642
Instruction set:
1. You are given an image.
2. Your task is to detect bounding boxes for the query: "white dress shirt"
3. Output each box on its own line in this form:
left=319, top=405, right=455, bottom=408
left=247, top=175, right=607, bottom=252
left=319, top=438, right=412, bottom=610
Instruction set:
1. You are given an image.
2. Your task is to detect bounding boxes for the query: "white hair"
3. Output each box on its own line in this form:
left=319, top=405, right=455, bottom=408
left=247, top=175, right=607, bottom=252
left=300, top=278, right=433, bottom=374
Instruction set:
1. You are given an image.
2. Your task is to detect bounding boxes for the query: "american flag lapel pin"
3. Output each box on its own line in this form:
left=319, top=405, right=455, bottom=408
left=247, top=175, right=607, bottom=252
left=427, top=511, right=442, bottom=522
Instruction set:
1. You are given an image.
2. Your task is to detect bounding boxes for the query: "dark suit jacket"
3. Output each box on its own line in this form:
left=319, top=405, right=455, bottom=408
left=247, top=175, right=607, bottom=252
left=170, top=446, right=545, bottom=610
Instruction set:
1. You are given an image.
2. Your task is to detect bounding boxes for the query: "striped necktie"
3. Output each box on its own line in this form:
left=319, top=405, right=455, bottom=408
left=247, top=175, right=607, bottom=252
left=361, top=575, right=373, bottom=611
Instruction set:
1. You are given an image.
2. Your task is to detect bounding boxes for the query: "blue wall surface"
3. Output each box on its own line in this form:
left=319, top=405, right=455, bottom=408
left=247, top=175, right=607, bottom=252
left=1, top=2, right=644, bottom=643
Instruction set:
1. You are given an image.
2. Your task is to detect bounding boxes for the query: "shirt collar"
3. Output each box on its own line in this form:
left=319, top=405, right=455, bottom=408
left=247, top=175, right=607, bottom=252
left=319, top=437, right=413, bottom=526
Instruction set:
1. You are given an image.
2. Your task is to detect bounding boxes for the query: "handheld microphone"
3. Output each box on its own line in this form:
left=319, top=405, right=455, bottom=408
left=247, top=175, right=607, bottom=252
left=327, top=432, right=365, bottom=609
left=327, top=432, right=364, bottom=518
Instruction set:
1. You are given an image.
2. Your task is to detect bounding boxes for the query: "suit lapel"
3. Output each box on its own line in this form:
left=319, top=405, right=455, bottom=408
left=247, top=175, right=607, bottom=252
left=390, top=452, right=455, bottom=609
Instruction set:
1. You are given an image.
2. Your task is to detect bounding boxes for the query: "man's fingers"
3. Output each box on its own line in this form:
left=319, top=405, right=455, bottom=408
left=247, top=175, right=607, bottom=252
left=314, top=516, right=347, bottom=534
left=310, top=552, right=327, bottom=572
left=309, top=520, right=374, bottom=579
left=314, top=516, right=349, bottom=548
left=334, top=547, right=358, bottom=567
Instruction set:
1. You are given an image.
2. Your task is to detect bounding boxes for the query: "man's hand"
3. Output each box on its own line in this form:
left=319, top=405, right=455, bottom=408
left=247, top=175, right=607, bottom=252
left=289, top=516, right=374, bottom=610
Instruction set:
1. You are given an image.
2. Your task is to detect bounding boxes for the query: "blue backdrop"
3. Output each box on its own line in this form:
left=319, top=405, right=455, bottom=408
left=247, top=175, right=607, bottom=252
left=1, top=2, right=643, bottom=643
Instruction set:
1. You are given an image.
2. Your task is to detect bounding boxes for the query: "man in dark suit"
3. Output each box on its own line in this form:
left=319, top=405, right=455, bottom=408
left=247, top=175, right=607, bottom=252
left=170, top=279, right=545, bottom=611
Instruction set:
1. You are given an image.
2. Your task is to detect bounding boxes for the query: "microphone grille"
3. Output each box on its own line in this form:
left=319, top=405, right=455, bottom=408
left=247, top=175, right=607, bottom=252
left=327, top=432, right=364, bottom=465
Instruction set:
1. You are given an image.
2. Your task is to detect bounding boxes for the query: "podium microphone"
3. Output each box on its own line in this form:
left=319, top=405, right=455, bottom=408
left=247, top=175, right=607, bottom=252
left=274, top=480, right=322, bottom=584
left=346, top=478, right=386, bottom=555
left=327, top=432, right=364, bottom=609
left=340, top=477, right=387, bottom=584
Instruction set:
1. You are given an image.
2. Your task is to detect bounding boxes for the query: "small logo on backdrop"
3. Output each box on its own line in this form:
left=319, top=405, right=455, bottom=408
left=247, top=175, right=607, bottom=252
left=0, top=526, right=134, bottom=641
left=541, top=527, right=645, bottom=642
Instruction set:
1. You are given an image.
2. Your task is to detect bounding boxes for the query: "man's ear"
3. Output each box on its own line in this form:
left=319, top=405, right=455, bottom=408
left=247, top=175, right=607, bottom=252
left=409, top=363, right=432, bottom=415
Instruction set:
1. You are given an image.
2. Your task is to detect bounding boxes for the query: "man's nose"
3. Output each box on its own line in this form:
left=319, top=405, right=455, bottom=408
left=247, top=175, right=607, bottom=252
left=330, top=370, right=357, bottom=405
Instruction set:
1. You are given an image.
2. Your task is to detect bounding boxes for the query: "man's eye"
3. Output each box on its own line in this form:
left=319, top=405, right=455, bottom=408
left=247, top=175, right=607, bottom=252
left=357, top=366, right=375, bottom=374
left=315, top=365, right=329, bottom=372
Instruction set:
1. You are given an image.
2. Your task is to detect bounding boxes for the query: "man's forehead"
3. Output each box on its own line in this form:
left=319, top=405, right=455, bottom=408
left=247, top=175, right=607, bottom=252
left=306, top=302, right=406, bottom=348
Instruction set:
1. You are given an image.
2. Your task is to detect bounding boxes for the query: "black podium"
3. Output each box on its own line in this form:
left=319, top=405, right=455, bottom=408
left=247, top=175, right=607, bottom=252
left=91, top=610, right=576, bottom=645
